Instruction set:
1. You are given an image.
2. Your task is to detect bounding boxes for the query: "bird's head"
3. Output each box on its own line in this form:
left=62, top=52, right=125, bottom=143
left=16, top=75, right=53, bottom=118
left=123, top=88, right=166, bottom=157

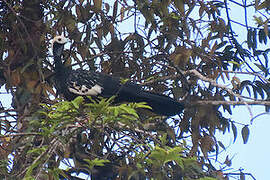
left=52, top=36, right=68, bottom=57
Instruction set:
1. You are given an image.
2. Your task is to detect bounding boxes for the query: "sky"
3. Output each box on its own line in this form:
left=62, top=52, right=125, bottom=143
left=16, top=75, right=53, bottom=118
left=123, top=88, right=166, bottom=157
left=214, top=2, right=270, bottom=179
left=115, top=2, right=270, bottom=179
left=216, top=106, right=270, bottom=180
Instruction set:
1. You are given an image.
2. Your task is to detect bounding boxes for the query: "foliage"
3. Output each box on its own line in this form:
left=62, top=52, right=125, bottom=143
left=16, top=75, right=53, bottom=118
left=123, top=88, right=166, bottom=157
left=0, top=0, right=270, bottom=179
left=6, top=97, right=215, bottom=179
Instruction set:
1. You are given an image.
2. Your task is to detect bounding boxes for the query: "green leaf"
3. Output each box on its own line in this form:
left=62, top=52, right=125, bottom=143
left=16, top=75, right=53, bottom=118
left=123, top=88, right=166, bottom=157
left=160, top=133, right=168, bottom=146
left=133, top=102, right=152, bottom=110
left=199, top=177, right=218, bottom=180
left=84, top=158, right=110, bottom=170
left=27, top=146, right=47, bottom=155
left=167, top=146, right=184, bottom=155
left=24, top=160, right=41, bottom=179
left=49, top=168, right=68, bottom=180
left=227, top=61, right=241, bottom=67
left=119, top=104, right=139, bottom=118
left=136, top=163, right=143, bottom=169
left=23, top=177, right=35, bottom=180
left=71, top=96, right=84, bottom=109
left=150, top=146, right=167, bottom=164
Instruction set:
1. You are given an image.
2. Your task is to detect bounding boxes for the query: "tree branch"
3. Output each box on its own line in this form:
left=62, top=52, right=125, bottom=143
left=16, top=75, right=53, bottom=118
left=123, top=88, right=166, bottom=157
left=194, top=100, right=270, bottom=106
left=0, top=133, right=39, bottom=138
left=187, top=69, right=253, bottom=118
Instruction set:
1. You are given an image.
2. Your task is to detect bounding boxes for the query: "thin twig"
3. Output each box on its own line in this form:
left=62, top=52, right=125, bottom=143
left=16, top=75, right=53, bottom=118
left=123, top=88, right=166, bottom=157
left=224, top=172, right=256, bottom=180
left=250, top=112, right=270, bottom=124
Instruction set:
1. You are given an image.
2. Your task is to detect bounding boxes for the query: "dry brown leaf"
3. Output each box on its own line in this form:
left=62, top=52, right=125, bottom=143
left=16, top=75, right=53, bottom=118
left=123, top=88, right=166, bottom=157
left=170, top=46, right=192, bottom=68
left=10, top=70, right=21, bottom=86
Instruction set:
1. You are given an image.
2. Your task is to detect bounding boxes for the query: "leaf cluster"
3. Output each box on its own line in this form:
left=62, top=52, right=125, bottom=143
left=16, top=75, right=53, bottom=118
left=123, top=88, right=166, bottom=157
left=7, top=97, right=217, bottom=179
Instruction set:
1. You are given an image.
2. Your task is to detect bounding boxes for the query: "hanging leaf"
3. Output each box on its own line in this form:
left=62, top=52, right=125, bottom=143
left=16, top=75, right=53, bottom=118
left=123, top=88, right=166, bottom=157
left=231, top=122, right=237, bottom=143
left=75, top=5, right=81, bottom=21
left=257, top=0, right=270, bottom=10
left=104, top=3, right=110, bottom=13
left=199, top=5, right=205, bottom=17
left=264, top=23, right=269, bottom=38
left=231, top=76, right=241, bottom=90
left=120, top=6, right=126, bottom=22
left=247, top=28, right=253, bottom=49
left=93, top=0, right=102, bottom=11
left=240, top=80, right=253, bottom=96
left=252, top=85, right=258, bottom=99
left=173, top=0, right=185, bottom=15
left=217, top=141, right=225, bottom=150
left=253, top=15, right=264, bottom=25
left=258, top=29, right=267, bottom=44
left=241, top=125, right=250, bottom=144
left=10, top=70, right=21, bottom=86
left=252, top=29, right=257, bottom=50
left=224, top=155, right=232, bottom=167
left=112, top=1, right=118, bottom=21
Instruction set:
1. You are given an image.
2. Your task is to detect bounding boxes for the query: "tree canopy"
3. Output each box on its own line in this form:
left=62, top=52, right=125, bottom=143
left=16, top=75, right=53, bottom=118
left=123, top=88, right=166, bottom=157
left=0, top=0, right=269, bottom=179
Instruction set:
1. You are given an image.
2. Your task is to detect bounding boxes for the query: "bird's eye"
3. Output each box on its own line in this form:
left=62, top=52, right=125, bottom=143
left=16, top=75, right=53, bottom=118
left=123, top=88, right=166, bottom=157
left=58, top=38, right=62, bottom=41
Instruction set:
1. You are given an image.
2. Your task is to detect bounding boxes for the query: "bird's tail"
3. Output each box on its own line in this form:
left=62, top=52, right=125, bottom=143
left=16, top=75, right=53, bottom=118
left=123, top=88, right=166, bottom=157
left=116, top=84, right=184, bottom=116
left=138, top=91, right=184, bottom=116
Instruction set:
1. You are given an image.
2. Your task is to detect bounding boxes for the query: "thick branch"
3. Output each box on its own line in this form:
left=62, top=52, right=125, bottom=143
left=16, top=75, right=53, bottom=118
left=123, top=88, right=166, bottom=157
left=194, top=100, right=270, bottom=106
left=187, top=69, right=245, bottom=100
left=0, top=133, right=39, bottom=138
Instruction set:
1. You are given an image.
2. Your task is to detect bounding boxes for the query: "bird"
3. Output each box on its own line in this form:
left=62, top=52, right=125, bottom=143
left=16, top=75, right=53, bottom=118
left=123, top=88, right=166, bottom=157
left=51, top=36, right=184, bottom=116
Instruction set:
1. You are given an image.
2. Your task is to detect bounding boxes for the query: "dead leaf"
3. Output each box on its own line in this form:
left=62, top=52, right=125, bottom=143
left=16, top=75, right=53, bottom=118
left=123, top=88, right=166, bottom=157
left=169, top=46, right=192, bottom=68
left=200, top=135, right=215, bottom=158
left=231, top=76, right=241, bottom=89
left=10, top=70, right=21, bottom=86
left=93, top=0, right=102, bottom=11
left=224, top=155, right=232, bottom=167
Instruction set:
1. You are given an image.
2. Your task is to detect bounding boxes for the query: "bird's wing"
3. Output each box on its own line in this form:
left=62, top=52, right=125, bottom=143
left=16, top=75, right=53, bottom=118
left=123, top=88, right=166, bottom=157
left=67, top=69, right=104, bottom=96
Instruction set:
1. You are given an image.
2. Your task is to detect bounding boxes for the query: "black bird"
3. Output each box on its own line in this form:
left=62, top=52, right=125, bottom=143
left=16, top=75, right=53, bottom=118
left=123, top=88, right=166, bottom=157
left=51, top=36, right=184, bottom=116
